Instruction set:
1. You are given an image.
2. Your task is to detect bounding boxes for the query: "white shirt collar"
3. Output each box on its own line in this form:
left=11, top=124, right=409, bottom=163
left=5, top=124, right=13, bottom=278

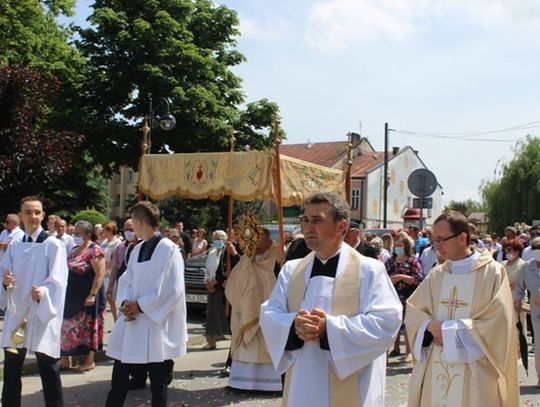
left=26, top=227, right=44, bottom=242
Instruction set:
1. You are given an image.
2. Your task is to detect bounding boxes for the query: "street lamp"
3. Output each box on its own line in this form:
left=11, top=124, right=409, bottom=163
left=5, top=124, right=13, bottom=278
left=141, top=93, right=176, bottom=155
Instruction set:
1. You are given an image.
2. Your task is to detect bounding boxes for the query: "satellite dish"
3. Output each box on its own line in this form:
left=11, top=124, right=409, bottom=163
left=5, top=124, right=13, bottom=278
left=407, top=168, right=437, bottom=198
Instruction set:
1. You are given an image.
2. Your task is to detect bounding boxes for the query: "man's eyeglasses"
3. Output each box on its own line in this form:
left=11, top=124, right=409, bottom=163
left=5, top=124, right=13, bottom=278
left=432, top=232, right=462, bottom=246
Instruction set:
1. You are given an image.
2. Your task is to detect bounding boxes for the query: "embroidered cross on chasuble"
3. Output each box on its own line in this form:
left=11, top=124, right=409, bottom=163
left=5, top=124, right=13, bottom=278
left=431, top=272, right=476, bottom=407
left=440, top=286, right=469, bottom=320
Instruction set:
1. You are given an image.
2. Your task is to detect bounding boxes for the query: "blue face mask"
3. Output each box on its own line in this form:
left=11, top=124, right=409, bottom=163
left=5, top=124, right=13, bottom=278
left=214, top=239, right=225, bottom=249
left=394, top=246, right=405, bottom=256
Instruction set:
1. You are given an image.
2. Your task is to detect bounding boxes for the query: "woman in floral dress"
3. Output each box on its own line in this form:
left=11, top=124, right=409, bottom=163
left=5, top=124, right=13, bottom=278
left=59, top=220, right=106, bottom=372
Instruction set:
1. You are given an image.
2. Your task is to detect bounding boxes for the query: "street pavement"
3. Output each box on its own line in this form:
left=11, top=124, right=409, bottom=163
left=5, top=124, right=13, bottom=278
left=4, top=310, right=540, bottom=406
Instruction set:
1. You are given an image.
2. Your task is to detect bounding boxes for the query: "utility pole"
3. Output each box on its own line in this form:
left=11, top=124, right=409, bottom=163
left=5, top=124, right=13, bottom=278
left=383, top=122, right=389, bottom=228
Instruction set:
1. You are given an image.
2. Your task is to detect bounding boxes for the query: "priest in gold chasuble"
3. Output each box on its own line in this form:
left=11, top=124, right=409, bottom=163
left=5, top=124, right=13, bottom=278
left=225, top=223, right=282, bottom=392
left=406, top=211, right=519, bottom=407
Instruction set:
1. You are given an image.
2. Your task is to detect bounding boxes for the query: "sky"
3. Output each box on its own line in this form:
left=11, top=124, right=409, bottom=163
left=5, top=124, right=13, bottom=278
left=70, top=0, right=540, bottom=204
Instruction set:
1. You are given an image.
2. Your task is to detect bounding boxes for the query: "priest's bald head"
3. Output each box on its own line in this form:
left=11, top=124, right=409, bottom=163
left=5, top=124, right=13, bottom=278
left=300, top=192, right=350, bottom=260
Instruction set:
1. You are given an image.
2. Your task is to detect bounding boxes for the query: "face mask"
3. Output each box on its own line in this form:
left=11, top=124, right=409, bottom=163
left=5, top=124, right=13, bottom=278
left=394, top=247, right=405, bottom=256
left=214, top=239, right=225, bottom=250
left=506, top=253, right=515, bottom=261
left=73, top=236, right=84, bottom=246
left=533, top=250, right=540, bottom=262
left=124, top=230, right=136, bottom=242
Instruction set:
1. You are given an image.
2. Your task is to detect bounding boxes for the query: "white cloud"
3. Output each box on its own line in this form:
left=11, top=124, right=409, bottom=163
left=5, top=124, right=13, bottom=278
left=305, top=0, right=430, bottom=52
left=239, top=14, right=291, bottom=42
left=305, top=0, right=540, bottom=52
left=447, top=0, right=540, bottom=27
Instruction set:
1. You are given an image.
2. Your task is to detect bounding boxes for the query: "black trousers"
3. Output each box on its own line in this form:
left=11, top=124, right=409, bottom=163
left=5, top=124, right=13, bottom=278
left=105, top=360, right=169, bottom=407
left=2, top=348, right=64, bottom=407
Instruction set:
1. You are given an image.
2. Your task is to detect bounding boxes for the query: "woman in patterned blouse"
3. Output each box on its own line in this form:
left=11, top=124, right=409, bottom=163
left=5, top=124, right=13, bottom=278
left=385, top=233, right=424, bottom=361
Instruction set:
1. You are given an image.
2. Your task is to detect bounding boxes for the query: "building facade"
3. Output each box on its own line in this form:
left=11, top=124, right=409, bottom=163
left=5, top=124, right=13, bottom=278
left=105, top=166, right=137, bottom=219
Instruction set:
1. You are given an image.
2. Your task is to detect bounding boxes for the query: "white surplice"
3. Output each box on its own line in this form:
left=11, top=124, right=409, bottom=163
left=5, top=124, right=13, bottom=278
left=107, top=238, right=187, bottom=363
left=0, top=235, right=68, bottom=358
left=259, top=243, right=402, bottom=406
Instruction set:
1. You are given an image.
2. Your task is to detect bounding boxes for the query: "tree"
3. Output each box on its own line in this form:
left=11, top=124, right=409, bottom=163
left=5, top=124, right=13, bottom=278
left=0, top=0, right=84, bottom=85
left=0, top=1, right=111, bottom=215
left=0, top=65, right=84, bottom=213
left=481, top=136, right=540, bottom=233
left=71, top=208, right=109, bottom=225
left=158, top=196, right=267, bottom=235
left=77, top=0, right=282, bottom=171
left=443, top=199, right=485, bottom=217
left=49, top=152, right=111, bottom=217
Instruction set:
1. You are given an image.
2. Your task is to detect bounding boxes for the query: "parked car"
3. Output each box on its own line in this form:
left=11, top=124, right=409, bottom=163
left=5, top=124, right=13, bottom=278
left=184, top=253, right=208, bottom=306
left=262, top=224, right=300, bottom=243
left=184, top=224, right=300, bottom=306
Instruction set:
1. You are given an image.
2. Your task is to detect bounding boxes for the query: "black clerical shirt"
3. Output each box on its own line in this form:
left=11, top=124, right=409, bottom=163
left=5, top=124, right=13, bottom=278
left=137, top=233, right=163, bottom=263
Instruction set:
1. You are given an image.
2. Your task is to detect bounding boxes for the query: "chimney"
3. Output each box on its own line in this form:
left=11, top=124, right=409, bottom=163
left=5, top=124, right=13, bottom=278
left=349, top=132, right=362, bottom=146
left=392, top=146, right=399, bottom=156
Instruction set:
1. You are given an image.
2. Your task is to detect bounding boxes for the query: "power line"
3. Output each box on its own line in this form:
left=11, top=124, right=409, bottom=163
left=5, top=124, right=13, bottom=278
left=392, top=132, right=519, bottom=142
left=392, top=120, right=540, bottom=142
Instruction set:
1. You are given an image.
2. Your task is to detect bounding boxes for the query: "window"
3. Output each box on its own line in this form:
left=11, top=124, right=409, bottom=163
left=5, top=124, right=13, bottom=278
left=127, top=170, right=134, bottom=183
left=351, top=189, right=360, bottom=210
left=115, top=194, right=120, bottom=206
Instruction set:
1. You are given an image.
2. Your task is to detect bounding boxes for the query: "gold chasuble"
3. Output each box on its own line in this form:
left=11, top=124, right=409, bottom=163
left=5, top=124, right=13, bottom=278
left=406, top=251, right=519, bottom=407
left=283, top=249, right=362, bottom=407
left=225, top=243, right=278, bottom=364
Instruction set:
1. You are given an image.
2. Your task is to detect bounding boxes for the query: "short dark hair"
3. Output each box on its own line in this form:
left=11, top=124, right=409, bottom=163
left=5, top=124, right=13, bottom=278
left=129, top=201, right=160, bottom=229
left=434, top=210, right=471, bottom=245
left=260, top=227, right=271, bottom=239
left=20, top=195, right=43, bottom=209
left=303, top=192, right=350, bottom=224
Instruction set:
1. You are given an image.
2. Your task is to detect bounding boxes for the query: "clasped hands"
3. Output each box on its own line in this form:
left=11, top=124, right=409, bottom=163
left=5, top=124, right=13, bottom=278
left=3, top=269, right=42, bottom=301
left=294, top=308, right=326, bottom=342
left=120, top=300, right=140, bottom=318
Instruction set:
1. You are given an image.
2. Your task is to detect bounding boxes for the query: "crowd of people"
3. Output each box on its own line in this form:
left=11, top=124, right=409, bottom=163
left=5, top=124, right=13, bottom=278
left=0, top=192, right=539, bottom=406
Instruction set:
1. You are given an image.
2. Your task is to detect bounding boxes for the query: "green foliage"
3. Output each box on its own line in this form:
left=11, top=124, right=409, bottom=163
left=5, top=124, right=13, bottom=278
left=47, top=152, right=110, bottom=216
left=0, top=0, right=84, bottom=87
left=158, top=197, right=267, bottom=235
left=443, top=199, right=485, bottom=216
left=77, top=0, right=242, bottom=168
left=71, top=208, right=109, bottom=226
left=77, top=0, right=281, bottom=170
left=481, top=136, right=540, bottom=233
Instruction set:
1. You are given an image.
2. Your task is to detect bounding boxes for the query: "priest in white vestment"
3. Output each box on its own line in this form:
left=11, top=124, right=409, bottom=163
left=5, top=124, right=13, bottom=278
left=0, top=196, right=68, bottom=406
left=406, top=210, right=519, bottom=407
left=105, top=201, right=187, bottom=407
left=260, top=192, right=402, bottom=406
left=225, top=227, right=282, bottom=391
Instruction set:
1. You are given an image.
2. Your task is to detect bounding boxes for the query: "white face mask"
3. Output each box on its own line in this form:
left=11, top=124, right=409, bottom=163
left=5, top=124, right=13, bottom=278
left=73, top=236, right=84, bottom=246
left=533, top=250, right=540, bottom=262
left=506, top=253, right=515, bottom=261
left=124, top=230, right=136, bottom=242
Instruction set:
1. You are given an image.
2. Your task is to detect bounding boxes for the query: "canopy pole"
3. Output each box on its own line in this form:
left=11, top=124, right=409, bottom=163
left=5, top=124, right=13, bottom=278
left=137, top=116, right=151, bottom=202
left=272, top=115, right=285, bottom=258
left=225, top=130, right=236, bottom=318
left=227, top=130, right=236, bottom=277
